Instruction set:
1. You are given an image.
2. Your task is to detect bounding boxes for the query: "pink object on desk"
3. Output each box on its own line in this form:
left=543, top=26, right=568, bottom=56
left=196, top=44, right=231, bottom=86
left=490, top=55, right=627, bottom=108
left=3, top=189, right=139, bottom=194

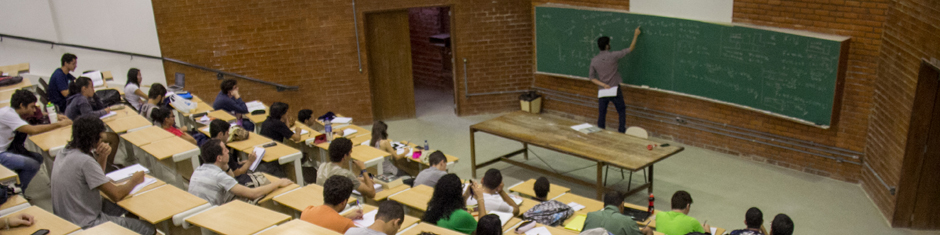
left=412, top=150, right=422, bottom=159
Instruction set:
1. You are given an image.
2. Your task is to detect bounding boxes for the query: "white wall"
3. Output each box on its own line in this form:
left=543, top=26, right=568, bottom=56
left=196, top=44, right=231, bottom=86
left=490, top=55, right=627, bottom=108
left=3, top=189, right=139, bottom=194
left=630, top=0, right=734, bottom=23
left=0, top=0, right=165, bottom=86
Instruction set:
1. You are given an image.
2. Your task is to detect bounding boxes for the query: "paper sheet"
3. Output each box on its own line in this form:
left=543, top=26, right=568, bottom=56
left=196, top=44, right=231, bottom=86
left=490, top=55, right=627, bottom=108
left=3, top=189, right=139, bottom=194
left=245, top=101, right=266, bottom=112
left=99, top=111, right=117, bottom=119
left=343, top=128, right=358, bottom=137
left=489, top=211, right=513, bottom=226
left=524, top=226, right=552, bottom=235
left=293, top=129, right=309, bottom=136
left=332, top=117, right=353, bottom=124
left=354, top=210, right=378, bottom=227
left=249, top=147, right=265, bottom=171
left=598, top=86, right=618, bottom=98
left=567, top=202, right=586, bottom=211
left=129, top=177, right=157, bottom=195
left=199, top=115, right=211, bottom=123
left=563, top=214, right=587, bottom=231
left=570, top=123, right=594, bottom=131
left=83, top=71, right=104, bottom=87
left=711, top=227, right=718, bottom=235
left=106, top=164, right=150, bottom=182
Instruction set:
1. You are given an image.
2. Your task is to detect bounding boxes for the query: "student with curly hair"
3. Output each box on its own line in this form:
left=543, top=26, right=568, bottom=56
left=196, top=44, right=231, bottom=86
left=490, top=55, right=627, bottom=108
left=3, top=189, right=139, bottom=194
left=423, top=174, right=487, bottom=234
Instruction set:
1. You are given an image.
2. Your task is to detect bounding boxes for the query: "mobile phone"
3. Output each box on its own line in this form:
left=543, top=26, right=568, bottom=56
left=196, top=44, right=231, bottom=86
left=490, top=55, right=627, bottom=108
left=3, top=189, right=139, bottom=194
left=31, top=229, right=50, bottom=235
left=262, top=142, right=277, bottom=148
left=660, top=143, right=670, bottom=147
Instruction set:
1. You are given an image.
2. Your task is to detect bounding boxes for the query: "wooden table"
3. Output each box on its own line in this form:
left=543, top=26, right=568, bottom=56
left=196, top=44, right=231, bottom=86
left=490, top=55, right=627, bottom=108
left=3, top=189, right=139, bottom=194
left=470, top=112, right=684, bottom=199
left=27, top=125, right=71, bottom=178
left=116, top=185, right=208, bottom=225
left=0, top=63, right=29, bottom=77
left=257, top=219, right=341, bottom=235
left=272, top=184, right=357, bottom=214
left=508, top=178, right=571, bottom=200
left=258, top=144, right=305, bottom=185
left=139, top=137, right=200, bottom=187
left=186, top=200, right=291, bottom=235
left=0, top=195, right=30, bottom=215
left=388, top=184, right=435, bottom=212
left=121, top=126, right=176, bottom=147
left=258, top=173, right=300, bottom=205
left=351, top=145, right=391, bottom=168
left=76, top=222, right=136, bottom=235
left=555, top=193, right=604, bottom=214
left=373, top=184, right=411, bottom=202
left=398, top=223, right=465, bottom=235
left=0, top=206, right=80, bottom=235
left=0, top=164, right=19, bottom=185
left=104, top=115, right=152, bottom=134
left=311, top=125, right=372, bottom=149
left=227, top=133, right=274, bottom=151
left=206, top=110, right=237, bottom=122
left=104, top=175, right=166, bottom=202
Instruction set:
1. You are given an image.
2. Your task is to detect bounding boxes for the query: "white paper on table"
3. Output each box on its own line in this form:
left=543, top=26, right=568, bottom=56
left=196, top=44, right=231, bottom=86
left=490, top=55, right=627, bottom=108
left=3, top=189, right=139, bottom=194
left=524, top=226, right=552, bottom=235
left=99, top=111, right=117, bottom=119
left=83, top=71, right=104, bottom=87
left=249, top=147, right=265, bottom=171
left=106, top=164, right=150, bottom=182
left=245, top=101, right=266, bottom=112
left=598, top=86, right=618, bottom=98
left=567, top=202, right=586, bottom=211
left=200, top=126, right=210, bottom=133
left=354, top=210, right=378, bottom=227
left=293, top=129, right=309, bottom=135
left=711, top=227, right=718, bottom=235
left=332, top=117, right=353, bottom=124
left=343, top=128, right=358, bottom=137
left=570, top=123, right=594, bottom=131
left=199, top=115, right=211, bottom=123
left=129, top=177, right=157, bottom=195
left=489, top=211, right=513, bottom=226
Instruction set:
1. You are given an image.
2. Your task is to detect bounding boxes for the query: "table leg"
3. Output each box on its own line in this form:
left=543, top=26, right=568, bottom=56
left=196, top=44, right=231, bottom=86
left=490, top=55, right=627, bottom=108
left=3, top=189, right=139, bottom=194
left=523, top=143, right=529, bottom=160
left=647, top=165, right=654, bottom=194
left=596, top=162, right=604, bottom=200
left=470, top=129, right=477, bottom=179
left=292, top=158, right=304, bottom=186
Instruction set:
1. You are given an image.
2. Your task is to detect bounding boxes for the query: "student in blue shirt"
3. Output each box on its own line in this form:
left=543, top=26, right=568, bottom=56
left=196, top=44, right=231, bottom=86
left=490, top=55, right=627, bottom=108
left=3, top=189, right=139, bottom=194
left=48, top=53, right=78, bottom=112
left=212, top=79, right=254, bottom=131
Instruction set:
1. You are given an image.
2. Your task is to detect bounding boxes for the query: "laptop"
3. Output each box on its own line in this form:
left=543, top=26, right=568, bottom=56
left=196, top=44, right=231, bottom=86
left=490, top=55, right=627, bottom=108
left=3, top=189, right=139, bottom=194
left=169, top=72, right=185, bottom=91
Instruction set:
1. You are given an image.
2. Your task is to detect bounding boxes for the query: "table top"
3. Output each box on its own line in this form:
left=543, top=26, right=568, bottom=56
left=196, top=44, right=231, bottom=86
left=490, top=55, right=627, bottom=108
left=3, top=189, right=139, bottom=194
left=508, top=178, right=571, bottom=200
left=0, top=164, right=18, bottom=184
left=471, top=112, right=684, bottom=170
left=186, top=200, right=291, bottom=235
left=75, top=222, right=137, bottom=235
left=246, top=108, right=269, bottom=124
left=181, top=101, right=214, bottom=116
left=99, top=109, right=135, bottom=123
left=0, top=206, right=80, bottom=235
left=398, top=223, right=465, bottom=235
left=0, top=89, right=17, bottom=102
left=140, top=137, right=199, bottom=161
left=260, top=143, right=301, bottom=163
left=373, top=184, right=411, bottom=201
left=117, top=185, right=207, bottom=224
left=121, top=126, right=176, bottom=147
left=350, top=145, right=391, bottom=164
left=258, top=173, right=299, bottom=204
left=399, top=142, right=460, bottom=166
left=257, top=219, right=341, bottom=235
left=313, top=125, right=372, bottom=149
left=0, top=63, right=29, bottom=77
left=0, top=195, right=28, bottom=211
left=104, top=115, right=152, bottom=133
left=27, top=125, right=71, bottom=152
left=273, top=184, right=357, bottom=212
left=227, top=133, right=274, bottom=151
left=105, top=175, right=166, bottom=201
left=206, top=110, right=236, bottom=122
left=286, top=121, right=321, bottom=145
left=388, top=185, right=434, bottom=212
left=555, top=193, right=605, bottom=215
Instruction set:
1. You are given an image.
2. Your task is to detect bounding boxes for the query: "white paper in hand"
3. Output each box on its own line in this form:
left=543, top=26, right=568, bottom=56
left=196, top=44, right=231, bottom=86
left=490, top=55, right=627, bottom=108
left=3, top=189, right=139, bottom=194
left=598, top=86, right=618, bottom=98
left=711, top=227, right=718, bottom=235
left=354, top=210, right=378, bottom=227
left=106, top=164, right=150, bottom=182
left=293, top=129, right=309, bottom=135
left=129, top=177, right=157, bottom=195
left=249, top=147, right=265, bottom=171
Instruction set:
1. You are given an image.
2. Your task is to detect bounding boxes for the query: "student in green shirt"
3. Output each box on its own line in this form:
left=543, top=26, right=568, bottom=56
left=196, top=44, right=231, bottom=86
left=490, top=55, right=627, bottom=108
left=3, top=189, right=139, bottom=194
left=655, top=191, right=711, bottom=235
left=422, top=174, right=487, bottom=234
left=582, top=191, right=652, bottom=235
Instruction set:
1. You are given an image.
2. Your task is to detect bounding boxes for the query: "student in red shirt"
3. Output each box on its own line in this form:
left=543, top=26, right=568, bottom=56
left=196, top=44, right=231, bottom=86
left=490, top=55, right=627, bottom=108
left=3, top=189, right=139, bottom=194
left=150, top=107, right=197, bottom=145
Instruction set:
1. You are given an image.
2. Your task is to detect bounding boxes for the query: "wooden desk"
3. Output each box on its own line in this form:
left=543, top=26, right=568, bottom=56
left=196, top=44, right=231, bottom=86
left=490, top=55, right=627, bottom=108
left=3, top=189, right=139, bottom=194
left=186, top=200, right=291, bottom=235
left=388, top=184, right=434, bottom=212
left=0, top=195, right=30, bottom=214
left=117, top=185, right=208, bottom=224
left=0, top=206, right=80, bottom=235
left=140, top=137, right=199, bottom=162
left=0, top=80, right=33, bottom=92
left=246, top=108, right=268, bottom=124
left=27, top=125, right=71, bottom=178
left=312, top=125, right=372, bottom=149
left=555, top=193, right=604, bottom=214
left=104, top=115, right=151, bottom=134
left=470, top=112, right=684, bottom=199
left=351, top=145, right=391, bottom=166
left=227, top=133, right=274, bottom=151
left=273, top=184, right=357, bottom=213
left=257, top=219, right=341, bottom=235
left=121, top=126, right=175, bottom=147
left=373, top=184, right=411, bottom=202
left=139, top=137, right=200, bottom=186
left=259, top=144, right=305, bottom=186
left=76, top=222, right=136, bottom=235
left=399, top=223, right=465, bottom=235
left=287, top=121, right=320, bottom=145
left=0, top=63, right=29, bottom=76
left=508, top=178, right=571, bottom=200
left=104, top=176, right=166, bottom=202
left=206, top=110, right=236, bottom=122
left=0, top=165, right=19, bottom=185
left=258, top=173, right=300, bottom=204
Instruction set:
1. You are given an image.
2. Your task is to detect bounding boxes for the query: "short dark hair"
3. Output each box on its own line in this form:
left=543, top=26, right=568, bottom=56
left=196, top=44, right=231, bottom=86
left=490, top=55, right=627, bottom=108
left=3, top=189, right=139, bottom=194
left=66, top=116, right=106, bottom=155
left=671, top=190, right=693, bottom=210
left=475, top=214, right=503, bottom=235
left=126, top=68, right=140, bottom=87
left=533, top=177, right=550, bottom=199
left=269, top=102, right=289, bottom=120
left=69, top=77, right=93, bottom=96
left=328, top=137, right=353, bottom=162
left=603, top=191, right=622, bottom=207
left=771, top=214, right=793, bottom=235
left=745, top=207, right=763, bottom=229
left=150, top=107, right=172, bottom=125
left=375, top=201, right=405, bottom=223
left=482, top=168, right=502, bottom=189
left=209, top=119, right=231, bottom=138
left=61, top=53, right=77, bottom=66
left=11, top=89, right=36, bottom=110
left=597, top=36, right=611, bottom=51
left=428, top=151, right=446, bottom=166
left=323, top=175, right=354, bottom=206
left=200, top=139, right=225, bottom=163
left=220, top=79, right=237, bottom=94
left=148, top=83, right=166, bottom=100
left=298, top=109, right=313, bottom=123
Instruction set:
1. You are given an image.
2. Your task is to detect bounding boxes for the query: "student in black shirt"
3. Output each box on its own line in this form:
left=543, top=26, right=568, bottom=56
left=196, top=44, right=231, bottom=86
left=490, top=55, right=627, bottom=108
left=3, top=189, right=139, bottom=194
left=257, top=102, right=299, bottom=177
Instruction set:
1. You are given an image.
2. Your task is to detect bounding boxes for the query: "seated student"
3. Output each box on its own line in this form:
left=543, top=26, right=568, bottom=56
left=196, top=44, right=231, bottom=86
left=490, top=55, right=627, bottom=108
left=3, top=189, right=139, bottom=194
left=212, top=79, right=253, bottom=131
left=479, top=168, right=520, bottom=216
left=655, top=191, right=710, bottom=235
left=730, top=207, right=766, bottom=235
left=0, top=90, right=72, bottom=193
left=582, top=191, right=651, bottom=235
left=522, top=177, right=573, bottom=226
left=138, top=83, right=166, bottom=122
left=298, top=109, right=315, bottom=127
left=316, top=138, right=376, bottom=198
left=301, top=175, right=363, bottom=233
left=423, top=174, right=486, bottom=234
left=49, top=53, right=77, bottom=112
left=769, top=214, right=793, bottom=235
left=474, top=214, right=503, bottom=235
left=260, top=102, right=301, bottom=143
left=188, top=139, right=292, bottom=205
left=208, top=119, right=254, bottom=184
left=150, top=108, right=198, bottom=145
left=413, top=151, right=448, bottom=187
left=64, top=77, right=110, bottom=120
left=345, top=200, right=405, bottom=235
left=123, top=68, right=147, bottom=111
left=51, top=117, right=154, bottom=234
left=369, top=121, right=413, bottom=176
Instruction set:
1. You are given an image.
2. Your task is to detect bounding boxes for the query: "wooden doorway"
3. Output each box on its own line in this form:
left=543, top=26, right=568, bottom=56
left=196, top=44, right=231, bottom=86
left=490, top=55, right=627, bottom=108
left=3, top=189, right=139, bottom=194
left=366, top=10, right=416, bottom=121
left=895, top=60, right=940, bottom=229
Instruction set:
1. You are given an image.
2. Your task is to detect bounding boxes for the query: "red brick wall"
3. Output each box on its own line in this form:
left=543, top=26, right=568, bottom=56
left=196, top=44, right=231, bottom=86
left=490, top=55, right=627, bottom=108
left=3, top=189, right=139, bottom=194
left=865, top=0, right=940, bottom=224
left=410, top=7, right=454, bottom=90
left=151, top=0, right=533, bottom=124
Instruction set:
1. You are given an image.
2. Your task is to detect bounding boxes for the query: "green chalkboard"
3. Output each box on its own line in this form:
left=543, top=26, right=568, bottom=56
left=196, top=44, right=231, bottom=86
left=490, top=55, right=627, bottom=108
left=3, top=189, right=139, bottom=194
left=535, top=5, right=848, bottom=127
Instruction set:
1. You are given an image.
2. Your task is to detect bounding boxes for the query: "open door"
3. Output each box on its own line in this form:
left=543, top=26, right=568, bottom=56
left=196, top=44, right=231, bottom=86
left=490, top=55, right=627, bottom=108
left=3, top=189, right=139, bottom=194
left=895, top=60, right=940, bottom=229
left=366, top=10, right=416, bottom=121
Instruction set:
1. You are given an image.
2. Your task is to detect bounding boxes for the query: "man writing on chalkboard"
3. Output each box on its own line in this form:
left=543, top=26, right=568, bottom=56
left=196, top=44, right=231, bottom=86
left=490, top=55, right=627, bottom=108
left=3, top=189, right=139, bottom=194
left=590, top=26, right=641, bottom=133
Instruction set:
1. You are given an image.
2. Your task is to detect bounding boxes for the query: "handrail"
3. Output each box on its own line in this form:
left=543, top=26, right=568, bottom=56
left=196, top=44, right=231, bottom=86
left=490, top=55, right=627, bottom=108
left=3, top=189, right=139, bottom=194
left=0, top=33, right=298, bottom=91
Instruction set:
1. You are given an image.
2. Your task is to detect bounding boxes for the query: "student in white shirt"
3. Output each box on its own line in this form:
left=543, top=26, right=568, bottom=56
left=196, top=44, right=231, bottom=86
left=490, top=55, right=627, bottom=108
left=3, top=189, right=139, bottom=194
left=0, top=90, right=71, bottom=193
left=480, top=168, right=520, bottom=216
left=123, top=68, right=147, bottom=111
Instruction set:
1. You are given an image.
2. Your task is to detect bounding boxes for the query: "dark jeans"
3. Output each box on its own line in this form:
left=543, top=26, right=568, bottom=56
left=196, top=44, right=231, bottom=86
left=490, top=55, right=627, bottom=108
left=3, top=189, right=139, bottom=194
left=598, top=87, right=627, bottom=133
left=0, top=151, right=42, bottom=191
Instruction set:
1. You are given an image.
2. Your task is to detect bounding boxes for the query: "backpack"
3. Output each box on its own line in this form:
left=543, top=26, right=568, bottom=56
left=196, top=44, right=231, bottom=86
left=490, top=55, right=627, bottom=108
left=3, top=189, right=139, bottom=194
left=0, top=76, right=24, bottom=87
left=0, top=185, right=15, bottom=205
left=95, top=89, right=122, bottom=107
left=522, top=200, right=575, bottom=226
left=228, top=126, right=251, bottom=142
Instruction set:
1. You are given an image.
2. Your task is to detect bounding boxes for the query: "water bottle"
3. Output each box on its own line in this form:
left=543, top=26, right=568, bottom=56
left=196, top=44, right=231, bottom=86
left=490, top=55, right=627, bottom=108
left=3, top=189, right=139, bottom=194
left=46, top=103, right=58, bottom=124
left=648, top=194, right=655, bottom=213
left=424, top=140, right=429, bottom=151
left=324, top=119, right=333, bottom=141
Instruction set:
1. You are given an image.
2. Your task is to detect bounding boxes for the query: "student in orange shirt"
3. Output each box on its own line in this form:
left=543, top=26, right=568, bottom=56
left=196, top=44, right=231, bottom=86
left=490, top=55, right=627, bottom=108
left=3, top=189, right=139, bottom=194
left=300, top=175, right=364, bottom=233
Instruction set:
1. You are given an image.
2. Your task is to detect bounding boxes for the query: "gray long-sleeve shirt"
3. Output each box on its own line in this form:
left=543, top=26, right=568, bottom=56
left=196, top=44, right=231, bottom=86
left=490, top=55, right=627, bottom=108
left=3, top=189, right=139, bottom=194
left=64, top=95, right=108, bottom=120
